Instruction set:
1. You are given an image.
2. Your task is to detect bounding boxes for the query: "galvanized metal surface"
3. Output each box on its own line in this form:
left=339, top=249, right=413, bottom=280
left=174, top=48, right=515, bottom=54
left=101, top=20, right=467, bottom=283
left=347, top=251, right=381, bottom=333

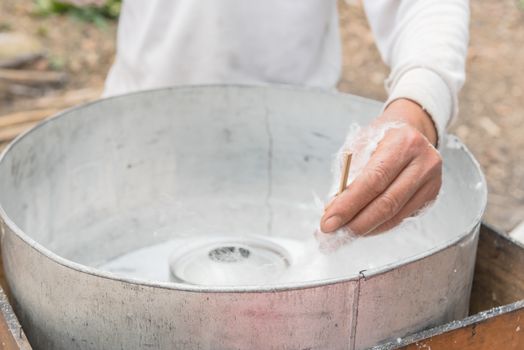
left=0, top=86, right=487, bottom=349
left=356, top=229, right=479, bottom=349
left=375, top=223, right=524, bottom=350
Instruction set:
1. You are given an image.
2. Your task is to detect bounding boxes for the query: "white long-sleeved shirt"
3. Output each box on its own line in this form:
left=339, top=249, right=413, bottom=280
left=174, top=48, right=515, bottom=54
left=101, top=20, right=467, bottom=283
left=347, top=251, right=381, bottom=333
left=104, top=0, right=469, bottom=139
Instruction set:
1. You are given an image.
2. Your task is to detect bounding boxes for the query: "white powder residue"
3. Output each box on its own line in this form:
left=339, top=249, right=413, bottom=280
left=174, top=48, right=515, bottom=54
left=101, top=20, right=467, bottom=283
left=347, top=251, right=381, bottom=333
left=95, top=124, right=484, bottom=287
left=328, top=122, right=405, bottom=196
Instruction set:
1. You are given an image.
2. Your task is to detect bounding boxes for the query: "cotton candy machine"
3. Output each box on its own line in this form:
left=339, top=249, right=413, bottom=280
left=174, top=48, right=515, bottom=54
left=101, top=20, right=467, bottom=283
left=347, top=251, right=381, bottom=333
left=0, top=86, right=487, bottom=349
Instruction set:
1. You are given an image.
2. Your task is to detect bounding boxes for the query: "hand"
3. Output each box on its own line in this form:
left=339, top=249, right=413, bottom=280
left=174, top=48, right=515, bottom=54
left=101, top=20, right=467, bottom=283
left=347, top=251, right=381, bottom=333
left=320, top=98, right=442, bottom=235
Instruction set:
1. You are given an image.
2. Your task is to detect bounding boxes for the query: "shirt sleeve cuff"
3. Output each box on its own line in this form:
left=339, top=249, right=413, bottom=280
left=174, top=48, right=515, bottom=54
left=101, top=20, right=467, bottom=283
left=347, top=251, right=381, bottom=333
left=384, top=67, right=455, bottom=147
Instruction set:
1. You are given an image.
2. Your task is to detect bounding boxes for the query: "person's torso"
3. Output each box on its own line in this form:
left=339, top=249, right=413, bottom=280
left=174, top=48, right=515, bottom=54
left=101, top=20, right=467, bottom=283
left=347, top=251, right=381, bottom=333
left=104, top=0, right=341, bottom=96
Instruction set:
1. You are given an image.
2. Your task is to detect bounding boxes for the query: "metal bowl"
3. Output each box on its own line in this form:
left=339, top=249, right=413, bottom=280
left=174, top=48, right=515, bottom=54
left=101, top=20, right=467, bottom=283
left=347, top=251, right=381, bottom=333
left=0, top=86, right=487, bottom=349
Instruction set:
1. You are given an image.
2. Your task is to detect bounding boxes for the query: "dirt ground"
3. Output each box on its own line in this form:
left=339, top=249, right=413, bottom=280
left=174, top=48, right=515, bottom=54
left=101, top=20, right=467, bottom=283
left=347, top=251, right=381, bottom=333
left=1, top=0, right=523, bottom=232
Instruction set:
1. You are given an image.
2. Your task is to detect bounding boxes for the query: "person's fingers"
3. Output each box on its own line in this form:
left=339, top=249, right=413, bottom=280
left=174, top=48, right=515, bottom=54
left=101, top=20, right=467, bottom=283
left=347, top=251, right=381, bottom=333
left=369, top=176, right=442, bottom=235
left=344, top=154, right=440, bottom=235
left=321, top=127, right=422, bottom=233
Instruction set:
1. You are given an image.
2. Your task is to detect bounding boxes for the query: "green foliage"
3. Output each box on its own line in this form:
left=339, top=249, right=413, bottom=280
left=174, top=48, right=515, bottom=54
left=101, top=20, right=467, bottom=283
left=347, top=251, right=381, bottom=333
left=0, top=22, right=12, bottom=32
left=34, top=0, right=121, bottom=25
left=48, top=55, right=66, bottom=71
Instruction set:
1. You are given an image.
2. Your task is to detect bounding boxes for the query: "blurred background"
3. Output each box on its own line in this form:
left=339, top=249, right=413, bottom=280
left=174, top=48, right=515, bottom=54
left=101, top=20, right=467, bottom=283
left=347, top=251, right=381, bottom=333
left=0, top=0, right=523, bottom=234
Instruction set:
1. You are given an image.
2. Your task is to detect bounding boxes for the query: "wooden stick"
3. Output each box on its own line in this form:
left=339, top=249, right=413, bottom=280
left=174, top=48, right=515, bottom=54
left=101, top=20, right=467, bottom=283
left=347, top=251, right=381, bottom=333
left=0, top=108, right=58, bottom=129
left=0, top=87, right=102, bottom=143
left=0, top=68, right=67, bottom=85
left=0, top=122, right=36, bottom=142
left=337, top=152, right=352, bottom=195
left=0, top=53, right=43, bottom=69
left=30, top=87, right=101, bottom=109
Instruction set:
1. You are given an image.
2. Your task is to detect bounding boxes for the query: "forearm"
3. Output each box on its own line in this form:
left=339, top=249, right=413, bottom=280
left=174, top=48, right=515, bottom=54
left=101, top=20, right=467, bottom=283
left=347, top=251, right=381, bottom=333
left=363, top=0, right=470, bottom=144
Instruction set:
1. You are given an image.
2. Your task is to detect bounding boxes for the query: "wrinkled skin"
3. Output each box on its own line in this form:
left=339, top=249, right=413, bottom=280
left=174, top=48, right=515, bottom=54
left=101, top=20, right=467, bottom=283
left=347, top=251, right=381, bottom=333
left=320, top=98, right=442, bottom=236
